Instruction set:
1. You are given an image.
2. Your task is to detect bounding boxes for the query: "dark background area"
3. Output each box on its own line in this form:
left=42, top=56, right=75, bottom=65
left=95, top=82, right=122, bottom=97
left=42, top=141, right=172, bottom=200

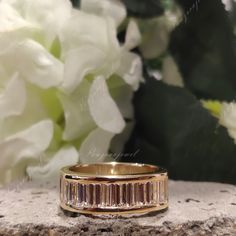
left=121, top=0, right=236, bottom=184
left=70, top=0, right=236, bottom=184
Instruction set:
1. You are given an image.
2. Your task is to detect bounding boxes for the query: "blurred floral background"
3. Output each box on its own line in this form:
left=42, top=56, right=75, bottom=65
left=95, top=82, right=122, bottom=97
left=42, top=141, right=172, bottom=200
left=121, top=0, right=236, bottom=184
left=1, top=0, right=236, bottom=186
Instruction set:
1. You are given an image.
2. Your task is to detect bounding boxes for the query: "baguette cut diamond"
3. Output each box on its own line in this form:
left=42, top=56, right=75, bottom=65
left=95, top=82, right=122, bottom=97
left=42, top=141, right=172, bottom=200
left=60, top=178, right=168, bottom=209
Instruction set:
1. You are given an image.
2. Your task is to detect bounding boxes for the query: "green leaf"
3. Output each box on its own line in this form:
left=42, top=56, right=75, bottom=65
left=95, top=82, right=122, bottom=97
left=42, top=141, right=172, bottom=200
left=123, top=77, right=236, bottom=183
left=169, top=0, right=236, bottom=101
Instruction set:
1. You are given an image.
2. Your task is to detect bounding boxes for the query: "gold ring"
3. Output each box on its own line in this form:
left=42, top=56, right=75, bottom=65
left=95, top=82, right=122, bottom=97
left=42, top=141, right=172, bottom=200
left=60, top=162, right=168, bottom=215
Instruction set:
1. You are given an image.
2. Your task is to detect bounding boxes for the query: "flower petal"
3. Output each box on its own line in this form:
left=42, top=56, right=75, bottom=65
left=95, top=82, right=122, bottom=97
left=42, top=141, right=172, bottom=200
left=6, top=119, right=53, bottom=152
left=88, top=76, right=125, bottom=134
left=61, top=45, right=106, bottom=94
left=0, top=73, right=26, bottom=119
left=0, top=120, right=53, bottom=185
left=59, top=11, right=120, bottom=84
left=2, top=0, right=72, bottom=47
left=0, top=2, right=34, bottom=32
left=79, top=128, right=115, bottom=163
left=110, top=121, right=134, bottom=155
left=26, top=146, right=79, bottom=180
left=0, top=85, right=49, bottom=140
left=25, top=0, right=72, bottom=46
left=124, top=19, right=141, bottom=50
left=60, top=11, right=113, bottom=53
left=0, top=139, right=34, bottom=185
left=139, top=18, right=169, bottom=59
left=162, top=56, right=184, bottom=87
left=107, top=76, right=134, bottom=119
left=0, top=39, right=63, bottom=88
left=116, top=51, right=143, bottom=91
left=59, top=80, right=96, bottom=141
left=80, top=0, right=126, bottom=27
left=220, top=102, right=236, bottom=144
left=220, top=103, right=236, bottom=127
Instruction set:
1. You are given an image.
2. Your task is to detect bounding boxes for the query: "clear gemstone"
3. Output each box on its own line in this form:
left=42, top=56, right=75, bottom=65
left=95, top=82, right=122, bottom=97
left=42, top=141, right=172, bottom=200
left=152, top=181, right=157, bottom=204
left=95, top=184, right=101, bottom=206
left=63, top=177, right=168, bottom=209
left=118, top=184, right=123, bottom=206
left=134, top=183, right=139, bottom=205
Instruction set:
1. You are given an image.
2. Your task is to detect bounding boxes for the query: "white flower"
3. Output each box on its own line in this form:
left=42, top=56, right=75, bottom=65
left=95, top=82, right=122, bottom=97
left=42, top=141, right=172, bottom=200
left=0, top=0, right=143, bottom=185
left=81, top=0, right=126, bottom=27
left=139, top=5, right=182, bottom=59
left=162, top=56, right=184, bottom=87
left=220, top=102, right=236, bottom=143
left=222, top=0, right=233, bottom=11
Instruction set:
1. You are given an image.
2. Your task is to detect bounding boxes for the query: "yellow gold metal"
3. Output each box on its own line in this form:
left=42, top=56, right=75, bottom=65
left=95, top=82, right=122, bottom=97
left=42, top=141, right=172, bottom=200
left=60, top=162, right=168, bottom=215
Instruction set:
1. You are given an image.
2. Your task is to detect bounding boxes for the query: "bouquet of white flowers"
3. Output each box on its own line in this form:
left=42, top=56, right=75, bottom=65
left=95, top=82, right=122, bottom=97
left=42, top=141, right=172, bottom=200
left=0, top=0, right=143, bottom=185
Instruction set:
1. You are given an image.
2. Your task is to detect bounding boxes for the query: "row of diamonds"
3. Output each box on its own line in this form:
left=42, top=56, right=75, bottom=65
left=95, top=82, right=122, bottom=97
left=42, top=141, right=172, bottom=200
left=60, top=178, right=168, bottom=209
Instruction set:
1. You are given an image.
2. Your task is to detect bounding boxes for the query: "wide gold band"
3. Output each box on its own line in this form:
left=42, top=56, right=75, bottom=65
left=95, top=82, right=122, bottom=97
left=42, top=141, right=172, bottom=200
left=60, top=162, right=168, bottom=215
